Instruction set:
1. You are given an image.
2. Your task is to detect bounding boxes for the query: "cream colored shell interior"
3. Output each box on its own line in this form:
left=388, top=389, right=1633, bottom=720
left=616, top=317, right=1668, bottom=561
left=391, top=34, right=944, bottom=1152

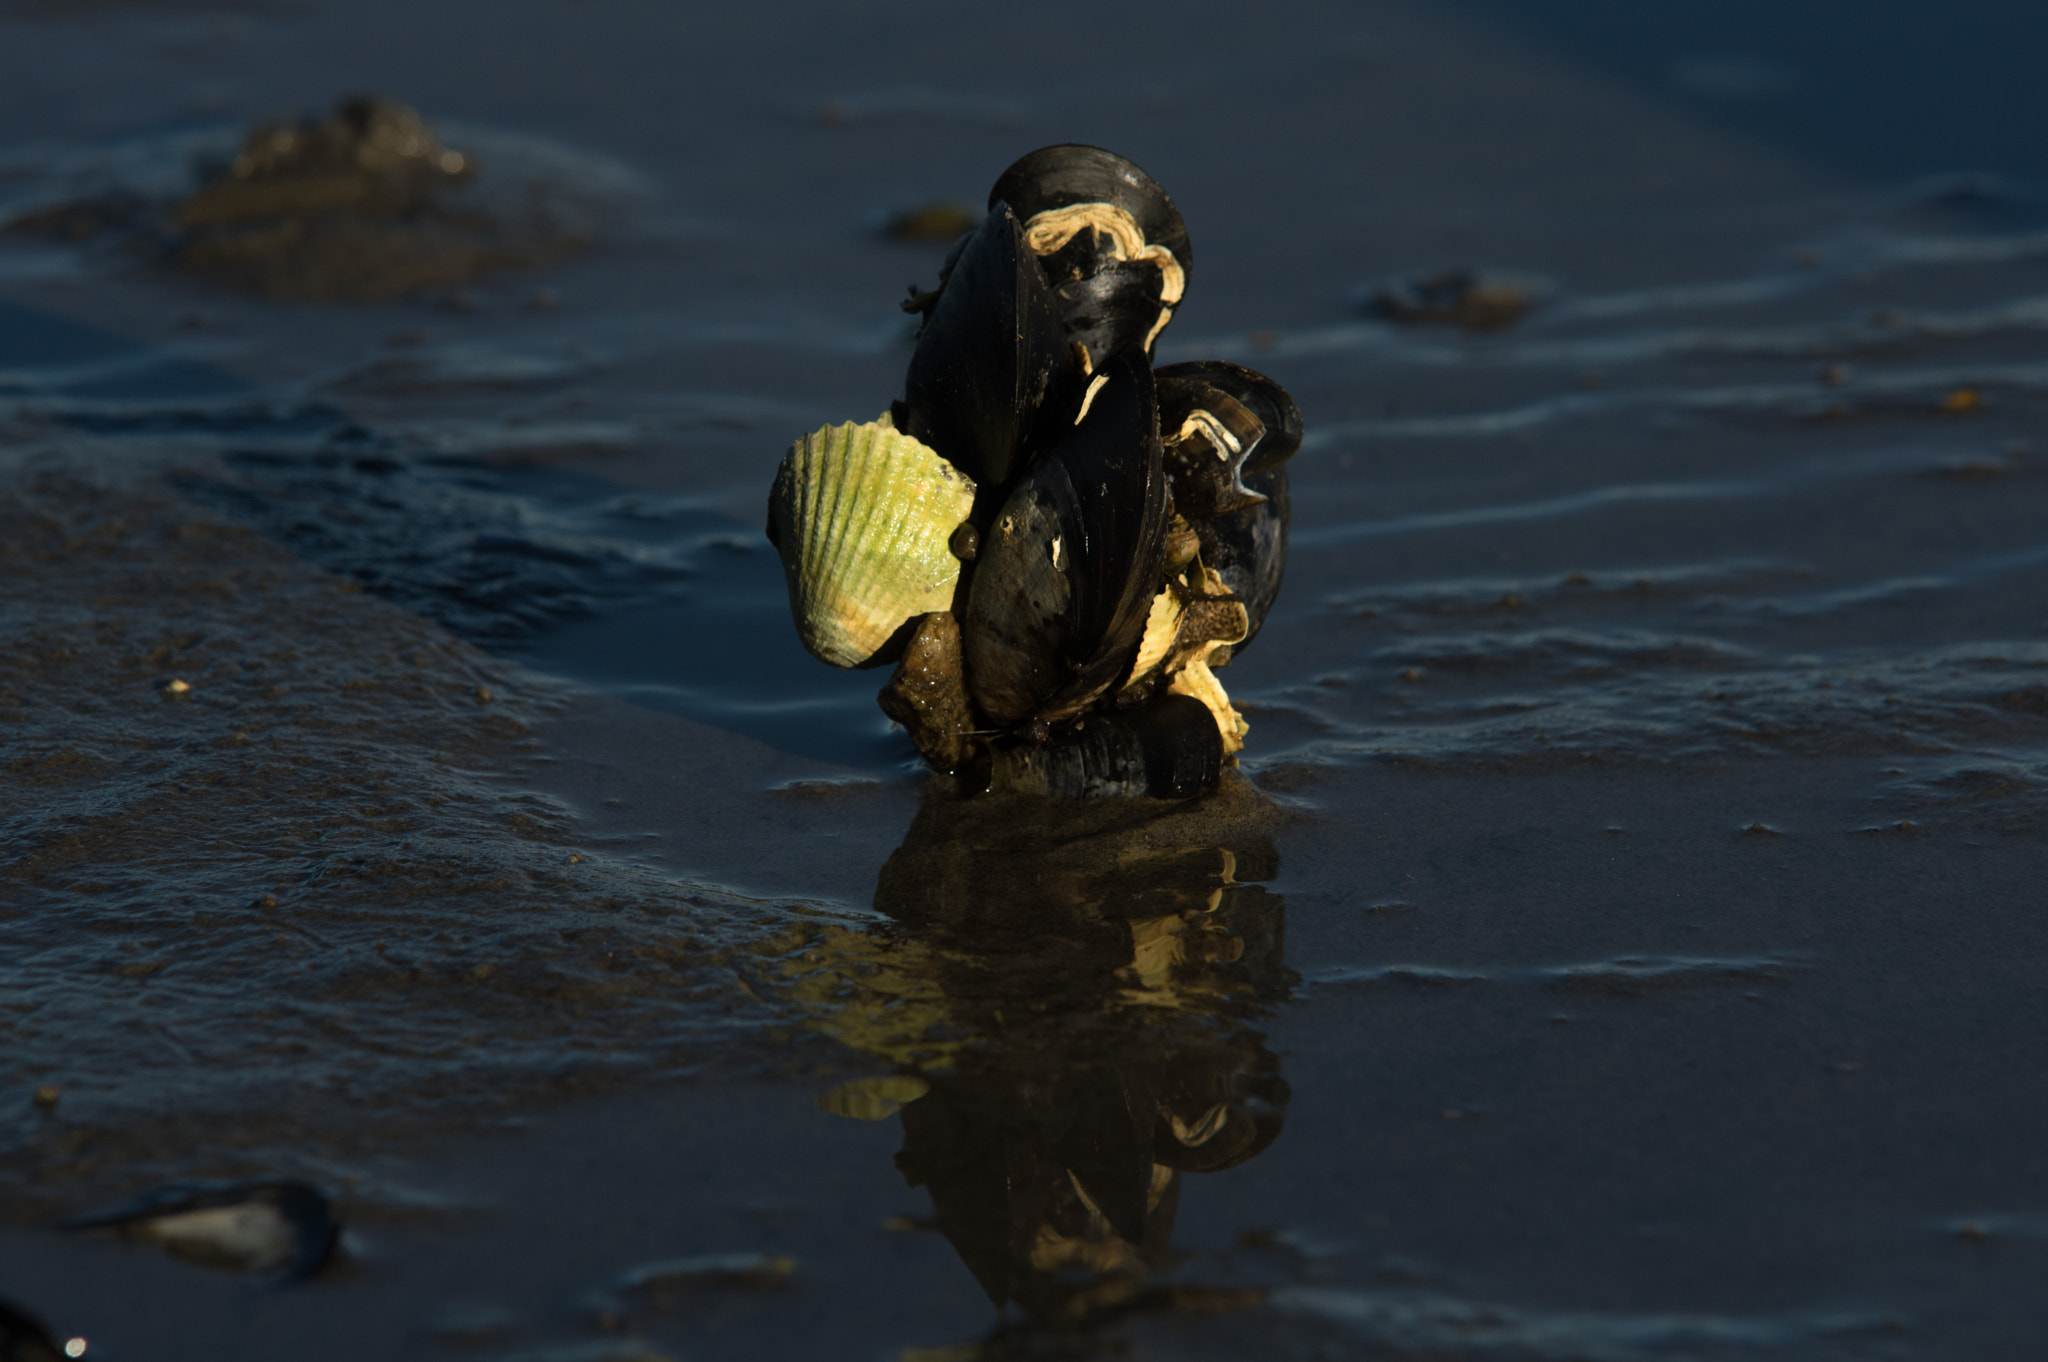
left=1022, top=202, right=1186, bottom=352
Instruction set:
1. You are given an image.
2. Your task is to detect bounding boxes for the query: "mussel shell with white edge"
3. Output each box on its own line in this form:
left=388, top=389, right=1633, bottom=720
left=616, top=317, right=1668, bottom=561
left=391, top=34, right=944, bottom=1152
left=768, top=421, right=977, bottom=669
left=962, top=352, right=1168, bottom=725
left=1199, top=465, right=1289, bottom=655
left=990, top=144, right=1192, bottom=366
left=58, top=1179, right=339, bottom=1280
left=1158, top=378, right=1268, bottom=520
left=1156, top=361, right=1300, bottom=654
left=901, top=201, right=1083, bottom=508
left=1155, top=361, right=1302, bottom=475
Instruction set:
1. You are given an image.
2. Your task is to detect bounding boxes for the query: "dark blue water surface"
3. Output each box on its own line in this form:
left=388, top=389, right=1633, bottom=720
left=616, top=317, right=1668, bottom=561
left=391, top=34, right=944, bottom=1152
left=1457, top=0, right=2048, bottom=190
left=5, top=2, right=2048, bottom=1359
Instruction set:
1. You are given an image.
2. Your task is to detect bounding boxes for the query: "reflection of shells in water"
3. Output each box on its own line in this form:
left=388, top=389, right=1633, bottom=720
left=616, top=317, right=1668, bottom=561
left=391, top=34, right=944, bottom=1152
left=769, top=420, right=977, bottom=669
left=815, top=1074, right=931, bottom=1121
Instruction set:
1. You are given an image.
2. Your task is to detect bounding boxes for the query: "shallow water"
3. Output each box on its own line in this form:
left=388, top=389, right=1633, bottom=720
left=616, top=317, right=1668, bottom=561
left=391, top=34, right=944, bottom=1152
left=3, top=0, right=2048, bottom=1358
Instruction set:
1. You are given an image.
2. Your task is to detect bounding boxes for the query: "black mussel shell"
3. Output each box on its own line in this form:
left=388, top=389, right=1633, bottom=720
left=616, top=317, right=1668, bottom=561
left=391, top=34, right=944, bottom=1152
left=59, top=1178, right=338, bottom=1281
left=1155, top=361, right=1296, bottom=655
left=901, top=201, right=1083, bottom=507
left=991, top=694, right=1223, bottom=800
left=1153, top=361, right=1302, bottom=475
left=963, top=353, right=1168, bottom=725
left=990, top=146, right=1192, bottom=285
left=990, top=145, right=1192, bottom=367
left=1035, top=252, right=1173, bottom=372
left=1157, top=376, right=1270, bottom=519
left=0, top=1298, right=70, bottom=1362
left=1197, top=463, right=1288, bottom=655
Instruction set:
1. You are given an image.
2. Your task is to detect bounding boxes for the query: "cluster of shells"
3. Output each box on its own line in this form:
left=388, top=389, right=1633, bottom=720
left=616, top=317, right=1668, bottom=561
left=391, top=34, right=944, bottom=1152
left=768, top=146, right=1300, bottom=799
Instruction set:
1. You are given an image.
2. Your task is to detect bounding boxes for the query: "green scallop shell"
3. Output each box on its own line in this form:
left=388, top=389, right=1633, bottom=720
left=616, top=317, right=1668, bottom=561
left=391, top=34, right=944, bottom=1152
left=769, top=420, right=977, bottom=668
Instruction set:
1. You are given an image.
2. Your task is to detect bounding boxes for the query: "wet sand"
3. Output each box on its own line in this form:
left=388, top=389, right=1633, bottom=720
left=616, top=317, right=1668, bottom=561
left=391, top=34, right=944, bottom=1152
left=4, top=0, right=2048, bottom=1357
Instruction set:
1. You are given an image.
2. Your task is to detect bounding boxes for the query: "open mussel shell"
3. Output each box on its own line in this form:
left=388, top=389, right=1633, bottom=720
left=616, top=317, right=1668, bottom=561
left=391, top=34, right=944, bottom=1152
left=768, top=421, right=977, bottom=669
left=1198, top=465, right=1289, bottom=655
left=991, top=145, right=1192, bottom=366
left=962, top=353, right=1168, bottom=725
left=901, top=201, right=1083, bottom=505
left=1158, top=378, right=1269, bottom=519
left=1154, top=361, right=1302, bottom=474
left=59, top=1179, right=339, bottom=1281
left=991, top=693, right=1223, bottom=800
left=1156, top=361, right=1299, bottom=655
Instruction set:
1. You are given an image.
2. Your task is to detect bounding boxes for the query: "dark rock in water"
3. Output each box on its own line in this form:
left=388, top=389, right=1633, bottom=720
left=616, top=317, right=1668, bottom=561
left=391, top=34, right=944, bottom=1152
left=59, top=1179, right=338, bottom=1281
left=1368, top=268, right=1546, bottom=330
left=582, top=1253, right=796, bottom=1330
left=615, top=1252, right=797, bottom=1299
left=0, top=1297, right=77, bottom=1362
left=172, top=97, right=575, bottom=300
left=3, top=96, right=623, bottom=300
left=882, top=200, right=978, bottom=242
left=1993, top=686, right=2048, bottom=717
left=177, top=97, right=471, bottom=228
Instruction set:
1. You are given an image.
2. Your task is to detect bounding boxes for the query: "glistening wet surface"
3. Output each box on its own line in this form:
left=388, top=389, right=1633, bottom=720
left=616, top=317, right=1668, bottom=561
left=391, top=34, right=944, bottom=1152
left=3, top=0, right=2047, bottom=1358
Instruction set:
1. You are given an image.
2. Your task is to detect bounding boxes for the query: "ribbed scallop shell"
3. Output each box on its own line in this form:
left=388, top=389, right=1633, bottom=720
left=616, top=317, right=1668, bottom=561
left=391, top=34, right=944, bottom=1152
left=770, top=421, right=976, bottom=668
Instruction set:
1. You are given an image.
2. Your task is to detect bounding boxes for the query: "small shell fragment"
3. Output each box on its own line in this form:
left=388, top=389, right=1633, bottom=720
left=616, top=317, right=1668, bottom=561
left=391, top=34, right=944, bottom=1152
left=1168, top=656, right=1248, bottom=755
left=1122, top=587, right=1186, bottom=690
left=769, top=421, right=976, bottom=668
left=1119, top=564, right=1249, bottom=755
